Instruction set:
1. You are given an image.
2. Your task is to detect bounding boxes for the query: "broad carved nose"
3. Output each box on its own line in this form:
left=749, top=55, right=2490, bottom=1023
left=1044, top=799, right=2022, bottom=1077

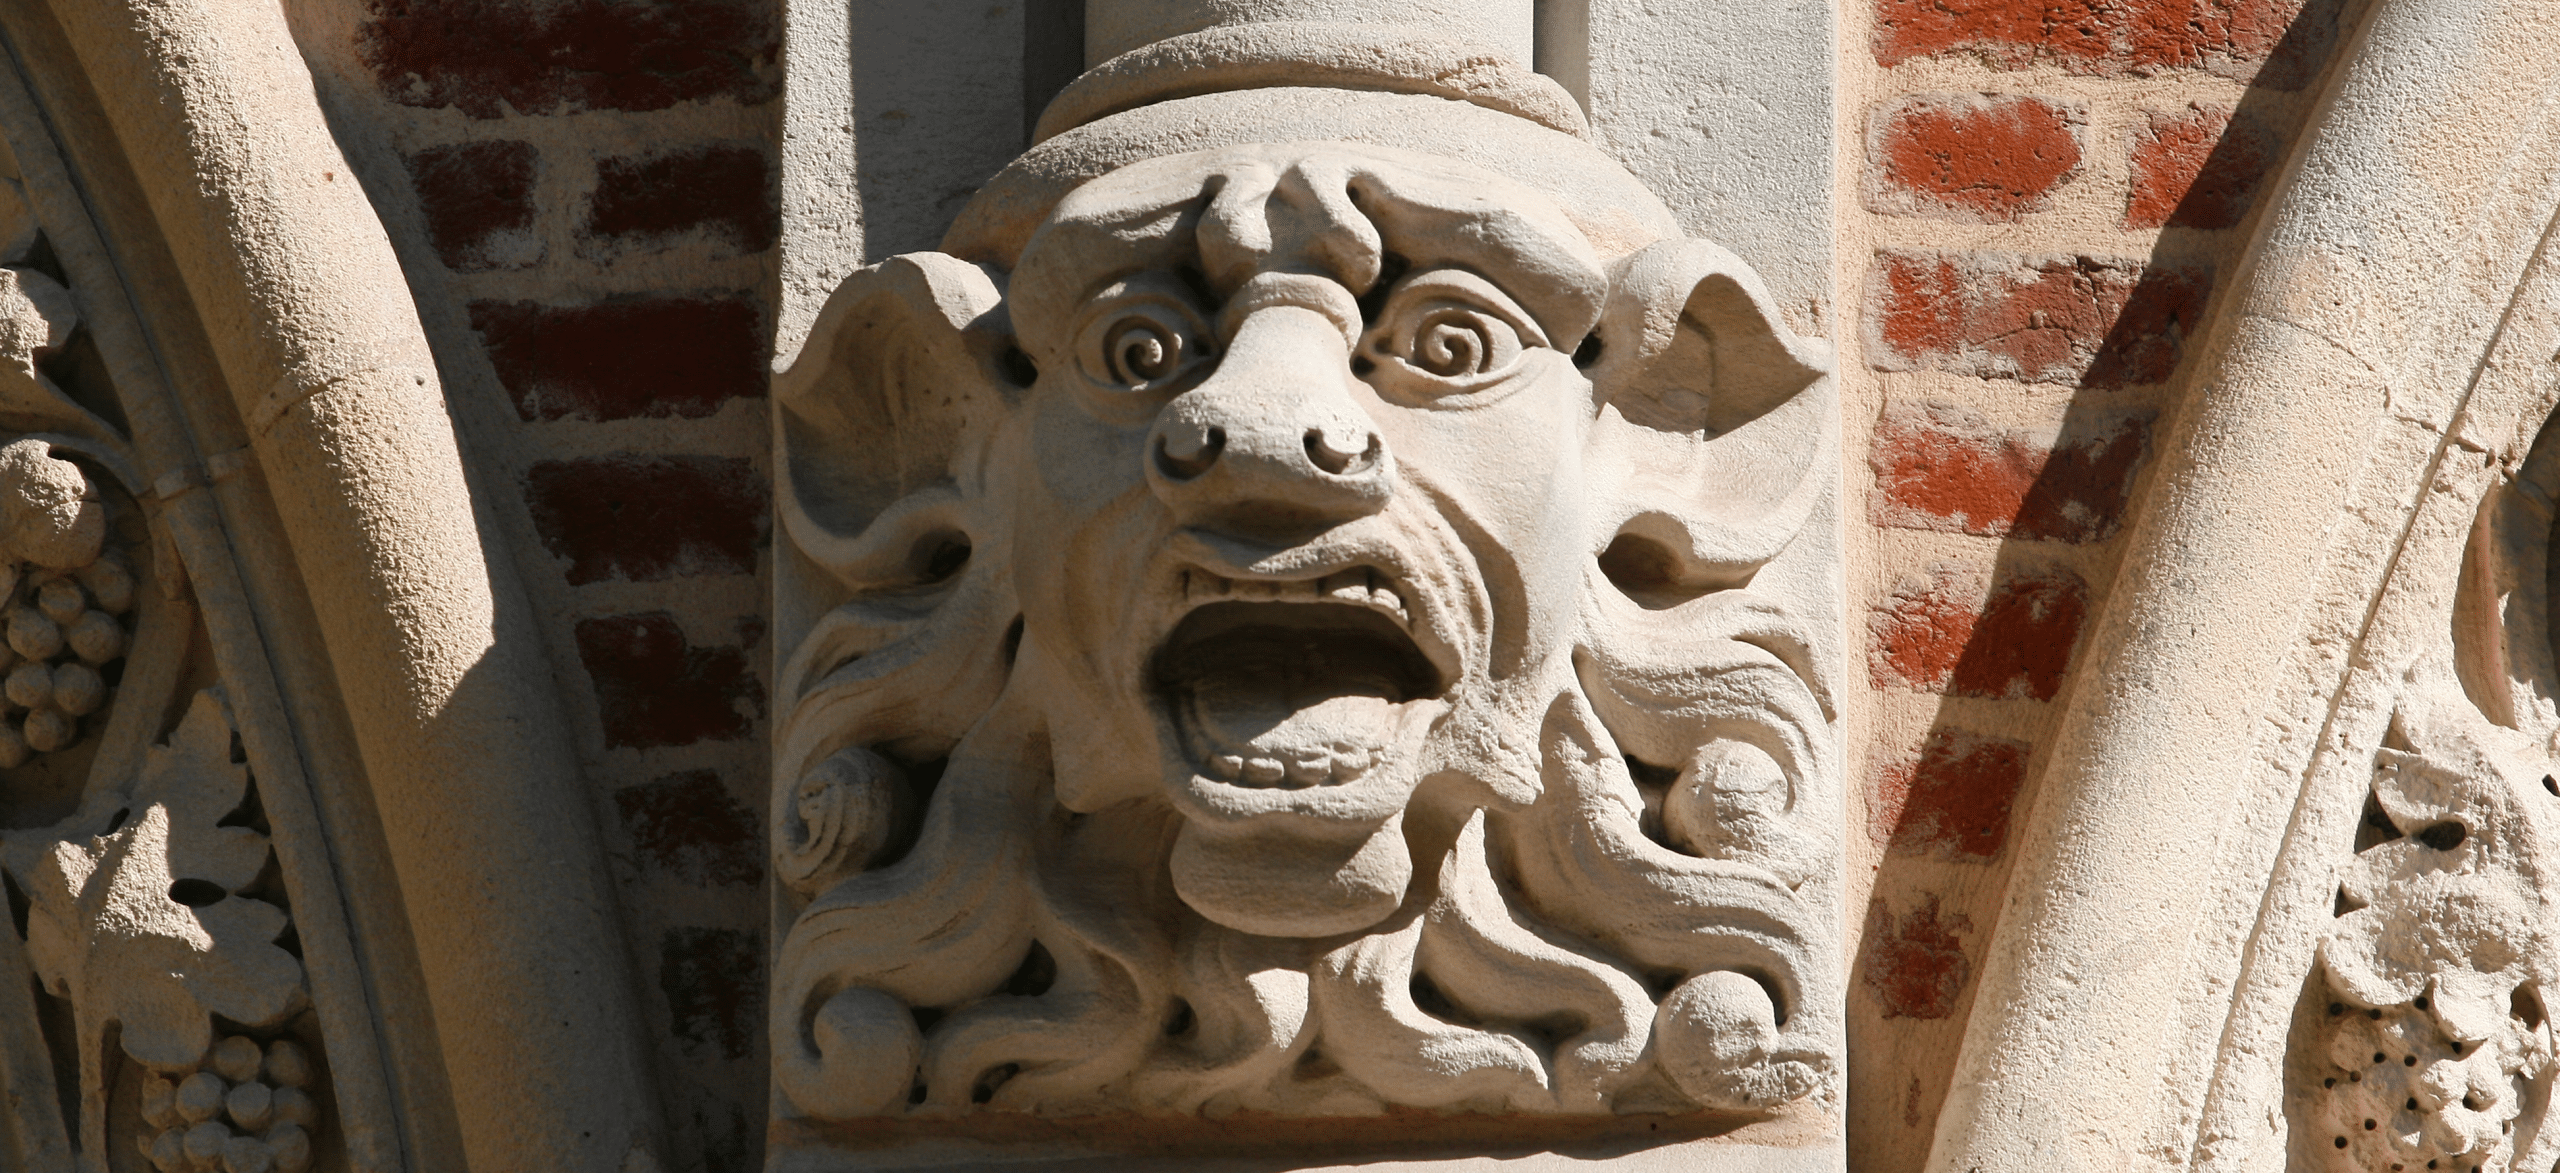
left=1146, top=302, right=1391, bottom=535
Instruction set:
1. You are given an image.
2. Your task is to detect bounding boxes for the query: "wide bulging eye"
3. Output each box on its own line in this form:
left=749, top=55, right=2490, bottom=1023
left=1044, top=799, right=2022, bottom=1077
left=1361, top=268, right=1550, bottom=400
left=1077, top=289, right=1213, bottom=396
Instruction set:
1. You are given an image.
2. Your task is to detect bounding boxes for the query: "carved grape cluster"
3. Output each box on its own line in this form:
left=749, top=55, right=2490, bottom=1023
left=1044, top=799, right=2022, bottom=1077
left=0, top=548, right=130, bottom=764
left=136, top=1035, right=320, bottom=1173
left=2308, top=996, right=2541, bottom=1172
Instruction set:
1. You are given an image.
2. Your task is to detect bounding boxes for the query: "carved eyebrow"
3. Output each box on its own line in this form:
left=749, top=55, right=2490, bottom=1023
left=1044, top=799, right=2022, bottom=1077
left=1334, top=175, right=1608, bottom=341
left=1013, top=149, right=1610, bottom=346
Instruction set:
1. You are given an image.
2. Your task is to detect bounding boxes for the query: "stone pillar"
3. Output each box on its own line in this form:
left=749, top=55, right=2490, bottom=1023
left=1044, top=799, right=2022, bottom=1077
left=1085, top=0, right=1536, bottom=69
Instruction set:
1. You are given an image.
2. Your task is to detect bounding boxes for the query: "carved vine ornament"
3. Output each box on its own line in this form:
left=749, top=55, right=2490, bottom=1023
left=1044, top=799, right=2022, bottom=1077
left=772, top=133, right=1844, bottom=1123
left=2302, top=684, right=2560, bottom=1173
left=0, top=160, right=323, bottom=1169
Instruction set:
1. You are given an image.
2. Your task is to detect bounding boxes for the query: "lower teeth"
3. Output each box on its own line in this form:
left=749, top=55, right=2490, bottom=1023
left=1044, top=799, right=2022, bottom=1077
left=1184, top=692, right=1397, bottom=788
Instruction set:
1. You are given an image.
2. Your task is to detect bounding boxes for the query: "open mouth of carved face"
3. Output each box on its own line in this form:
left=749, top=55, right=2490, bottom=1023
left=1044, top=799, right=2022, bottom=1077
left=1151, top=569, right=1447, bottom=790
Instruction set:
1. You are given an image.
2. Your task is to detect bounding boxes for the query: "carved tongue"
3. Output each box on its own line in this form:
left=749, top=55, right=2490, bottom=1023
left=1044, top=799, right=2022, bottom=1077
left=1184, top=687, right=1395, bottom=785
left=1173, top=633, right=1409, bottom=786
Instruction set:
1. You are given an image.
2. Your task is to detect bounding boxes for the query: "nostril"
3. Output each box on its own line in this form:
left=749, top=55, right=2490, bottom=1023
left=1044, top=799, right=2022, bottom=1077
left=1305, top=427, right=1377, bottom=476
left=1156, top=426, right=1225, bottom=480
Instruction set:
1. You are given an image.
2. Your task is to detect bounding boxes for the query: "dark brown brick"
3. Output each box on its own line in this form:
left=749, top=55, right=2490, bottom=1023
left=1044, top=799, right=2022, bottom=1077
left=1868, top=250, right=2212, bottom=388
left=614, top=770, right=762, bottom=887
left=1861, top=895, right=1974, bottom=1020
left=659, top=926, right=761, bottom=1060
left=1869, top=401, right=2151, bottom=543
left=524, top=455, right=765, bottom=585
left=1871, top=563, right=2089, bottom=702
left=576, top=613, right=763, bottom=749
left=1873, top=0, right=2342, bottom=91
left=359, top=0, right=778, bottom=119
left=2126, top=104, right=2280, bottom=230
left=471, top=296, right=765, bottom=422
left=1872, top=731, right=2029, bottom=861
left=405, top=140, right=541, bottom=272
left=1868, top=93, right=2084, bottom=222
left=587, top=144, right=775, bottom=255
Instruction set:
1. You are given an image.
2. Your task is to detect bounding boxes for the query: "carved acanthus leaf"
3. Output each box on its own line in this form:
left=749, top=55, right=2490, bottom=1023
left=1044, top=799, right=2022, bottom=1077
left=12, top=690, right=304, bottom=1071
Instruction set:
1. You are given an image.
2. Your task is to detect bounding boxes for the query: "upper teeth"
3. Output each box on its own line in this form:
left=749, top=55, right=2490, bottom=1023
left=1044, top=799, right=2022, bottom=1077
left=1206, top=747, right=1375, bottom=789
left=1181, top=567, right=1409, bottom=625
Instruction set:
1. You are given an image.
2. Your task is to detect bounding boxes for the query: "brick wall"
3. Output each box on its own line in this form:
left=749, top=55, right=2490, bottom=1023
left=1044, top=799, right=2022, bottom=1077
left=1839, top=0, right=2350, bottom=1164
left=292, top=2, right=782, bottom=1169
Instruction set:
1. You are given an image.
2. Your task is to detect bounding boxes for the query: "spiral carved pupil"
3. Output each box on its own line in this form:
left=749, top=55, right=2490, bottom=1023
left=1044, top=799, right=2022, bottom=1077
left=1415, top=318, right=1490, bottom=376
left=1111, top=322, right=1178, bottom=384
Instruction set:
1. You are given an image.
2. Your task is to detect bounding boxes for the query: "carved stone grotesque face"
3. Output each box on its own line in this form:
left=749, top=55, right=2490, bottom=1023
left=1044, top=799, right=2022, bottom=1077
left=1003, top=144, right=1618, bottom=936
left=773, top=140, right=1841, bottom=1122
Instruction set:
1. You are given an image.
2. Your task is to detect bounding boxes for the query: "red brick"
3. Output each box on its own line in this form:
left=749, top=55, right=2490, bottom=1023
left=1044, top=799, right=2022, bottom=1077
left=405, top=140, right=540, bottom=272
left=525, top=456, right=765, bottom=585
left=1871, top=563, right=2088, bottom=701
left=1872, top=731, right=2029, bottom=861
left=613, top=770, right=762, bottom=887
left=471, top=296, right=765, bottom=422
left=2126, top=104, right=2280, bottom=230
left=1861, top=895, right=1974, bottom=1020
left=1873, top=0, right=2342, bottom=91
left=1869, top=401, right=2151, bottom=543
left=586, top=145, right=776, bottom=255
left=1867, top=94, right=2084, bottom=222
left=659, top=926, right=761, bottom=1060
left=1868, top=250, right=2210, bottom=388
left=359, top=0, right=778, bottom=119
left=576, top=613, right=763, bottom=749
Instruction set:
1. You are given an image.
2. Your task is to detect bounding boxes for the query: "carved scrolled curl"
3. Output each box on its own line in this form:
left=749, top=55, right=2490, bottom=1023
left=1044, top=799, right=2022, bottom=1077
left=775, top=744, right=914, bottom=897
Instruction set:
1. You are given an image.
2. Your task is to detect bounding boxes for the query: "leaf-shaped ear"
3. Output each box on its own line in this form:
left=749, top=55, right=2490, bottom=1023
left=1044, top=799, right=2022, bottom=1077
left=1582, top=239, right=1834, bottom=596
left=775, top=252, right=1018, bottom=585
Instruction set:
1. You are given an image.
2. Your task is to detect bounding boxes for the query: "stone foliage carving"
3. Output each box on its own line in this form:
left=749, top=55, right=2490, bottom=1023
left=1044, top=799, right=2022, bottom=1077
left=0, top=132, right=328, bottom=1165
left=5, top=689, right=320, bottom=1169
left=2302, top=683, right=2560, bottom=1172
left=772, top=135, right=1840, bottom=1123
